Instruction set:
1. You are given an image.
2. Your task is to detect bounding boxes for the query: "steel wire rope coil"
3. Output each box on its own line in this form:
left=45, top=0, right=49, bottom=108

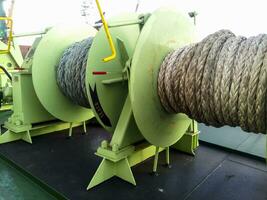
left=56, top=37, right=93, bottom=108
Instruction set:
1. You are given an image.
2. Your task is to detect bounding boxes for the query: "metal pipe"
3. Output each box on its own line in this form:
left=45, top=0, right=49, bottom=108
left=13, top=31, right=46, bottom=38
left=108, top=19, right=143, bottom=28
left=0, top=65, right=12, bottom=81
left=166, top=146, right=170, bottom=165
left=153, top=146, right=160, bottom=173
left=95, top=19, right=143, bottom=28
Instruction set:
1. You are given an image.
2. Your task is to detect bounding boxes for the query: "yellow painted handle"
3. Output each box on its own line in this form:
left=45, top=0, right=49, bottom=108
left=95, top=0, right=116, bottom=62
left=0, top=17, right=13, bottom=54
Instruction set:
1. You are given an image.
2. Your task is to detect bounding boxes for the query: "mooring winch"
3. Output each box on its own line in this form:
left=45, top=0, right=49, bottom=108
left=2, top=3, right=266, bottom=190
left=85, top=6, right=267, bottom=189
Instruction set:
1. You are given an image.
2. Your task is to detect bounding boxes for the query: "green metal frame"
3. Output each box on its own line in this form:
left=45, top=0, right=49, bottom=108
left=0, top=40, right=23, bottom=108
left=0, top=40, right=23, bottom=68
left=88, top=96, right=198, bottom=189
left=173, top=121, right=199, bottom=155
left=1, top=121, right=86, bottom=144
left=88, top=142, right=167, bottom=189
left=0, top=103, right=12, bottom=111
left=87, top=95, right=146, bottom=189
left=0, top=70, right=88, bottom=144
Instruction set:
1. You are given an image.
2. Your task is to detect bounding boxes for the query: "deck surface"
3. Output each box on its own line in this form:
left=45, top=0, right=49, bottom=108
left=0, top=124, right=266, bottom=200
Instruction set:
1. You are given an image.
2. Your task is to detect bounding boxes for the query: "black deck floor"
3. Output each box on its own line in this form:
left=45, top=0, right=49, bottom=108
left=0, top=125, right=267, bottom=200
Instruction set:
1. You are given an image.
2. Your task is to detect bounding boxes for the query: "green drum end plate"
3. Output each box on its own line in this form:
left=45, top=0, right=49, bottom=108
left=130, top=8, right=196, bottom=147
left=32, top=24, right=96, bottom=122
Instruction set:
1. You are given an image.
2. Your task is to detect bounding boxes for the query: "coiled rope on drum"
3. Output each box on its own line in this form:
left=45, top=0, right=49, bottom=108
left=158, top=30, right=267, bottom=134
left=56, top=37, right=94, bottom=108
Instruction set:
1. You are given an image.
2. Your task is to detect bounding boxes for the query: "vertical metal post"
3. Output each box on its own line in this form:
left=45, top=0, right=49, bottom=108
left=135, top=0, right=140, bottom=12
left=188, top=11, right=197, bottom=26
left=166, top=146, right=170, bottom=165
left=83, top=121, right=87, bottom=134
left=68, top=122, right=73, bottom=137
left=152, top=146, right=160, bottom=173
left=192, top=120, right=195, bottom=133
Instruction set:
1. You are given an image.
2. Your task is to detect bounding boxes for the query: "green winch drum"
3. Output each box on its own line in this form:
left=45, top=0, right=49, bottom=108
left=130, top=8, right=196, bottom=147
left=32, top=24, right=96, bottom=122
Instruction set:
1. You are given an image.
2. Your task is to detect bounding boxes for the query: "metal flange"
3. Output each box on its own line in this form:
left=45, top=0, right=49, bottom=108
left=130, top=8, right=196, bottom=147
left=32, top=24, right=96, bottom=122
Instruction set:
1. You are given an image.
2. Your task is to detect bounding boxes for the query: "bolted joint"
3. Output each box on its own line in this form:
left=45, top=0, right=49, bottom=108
left=101, top=140, right=108, bottom=149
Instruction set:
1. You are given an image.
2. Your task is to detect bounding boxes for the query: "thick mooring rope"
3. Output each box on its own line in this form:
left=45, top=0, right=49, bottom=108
left=57, top=37, right=93, bottom=108
left=158, top=30, right=267, bottom=134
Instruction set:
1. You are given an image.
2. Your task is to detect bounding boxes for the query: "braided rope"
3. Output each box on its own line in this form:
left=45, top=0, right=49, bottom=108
left=56, top=37, right=93, bottom=108
left=158, top=30, right=267, bottom=134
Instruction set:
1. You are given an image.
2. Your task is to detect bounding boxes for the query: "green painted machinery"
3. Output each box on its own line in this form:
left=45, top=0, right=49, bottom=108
left=0, top=0, right=23, bottom=110
left=86, top=8, right=199, bottom=189
left=0, top=24, right=96, bottom=144
left=0, top=40, right=23, bottom=110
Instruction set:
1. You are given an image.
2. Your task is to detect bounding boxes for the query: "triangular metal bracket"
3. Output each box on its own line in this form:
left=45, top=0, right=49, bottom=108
left=21, top=130, right=32, bottom=144
left=87, top=157, right=136, bottom=190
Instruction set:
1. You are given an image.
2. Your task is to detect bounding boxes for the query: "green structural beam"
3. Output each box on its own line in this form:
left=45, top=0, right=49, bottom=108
left=87, top=143, right=162, bottom=189
left=88, top=131, right=199, bottom=190
left=1, top=121, right=87, bottom=144
left=173, top=121, right=199, bottom=155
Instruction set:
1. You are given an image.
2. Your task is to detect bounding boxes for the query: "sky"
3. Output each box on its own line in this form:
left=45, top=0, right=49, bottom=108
left=5, top=0, right=267, bottom=44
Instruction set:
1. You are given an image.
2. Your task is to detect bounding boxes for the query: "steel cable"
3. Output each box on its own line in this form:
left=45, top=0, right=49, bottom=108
left=56, top=37, right=93, bottom=108
left=158, top=30, right=267, bottom=134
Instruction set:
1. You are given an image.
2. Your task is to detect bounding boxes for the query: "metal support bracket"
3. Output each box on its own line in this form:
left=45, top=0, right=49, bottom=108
left=21, top=130, right=32, bottom=143
left=0, top=130, right=32, bottom=144
left=172, top=120, right=199, bottom=155
left=88, top=142, right=165, bottom=190
left=0, top=121, right=86, bottom=144
left=87, top=145, right=136, bottom=190
left=87, top=157, right=135, bottom=190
